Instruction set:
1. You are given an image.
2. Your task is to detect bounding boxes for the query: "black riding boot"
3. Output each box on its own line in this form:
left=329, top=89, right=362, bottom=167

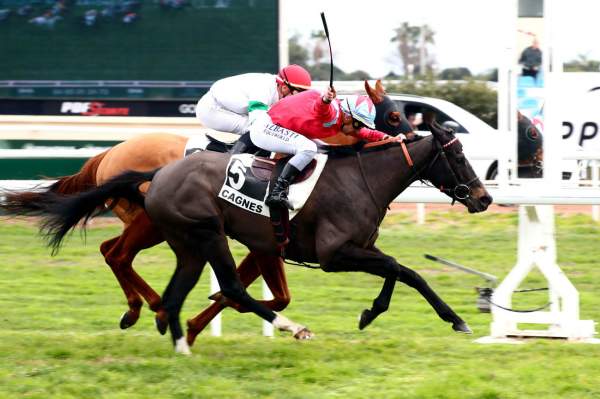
left=230, top=132, right=257, bottom=154
left=265, top=163, right=301, bottom=210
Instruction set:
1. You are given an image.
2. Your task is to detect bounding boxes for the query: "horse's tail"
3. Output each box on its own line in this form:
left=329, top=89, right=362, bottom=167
left=50, top=149, right=108, bottom=194
left=1, top=150, right=108, bottom=216
left=3, top=168, right=159, bottom=254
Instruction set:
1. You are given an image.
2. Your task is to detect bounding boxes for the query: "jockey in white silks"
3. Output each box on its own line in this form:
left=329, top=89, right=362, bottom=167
left=195, top=65, right=312, bottom=153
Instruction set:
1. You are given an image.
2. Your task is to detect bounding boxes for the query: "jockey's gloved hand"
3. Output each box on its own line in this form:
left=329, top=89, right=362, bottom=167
left=322, top=86, right=336, bottom=104
left=381, top=134, right=405, bottom=142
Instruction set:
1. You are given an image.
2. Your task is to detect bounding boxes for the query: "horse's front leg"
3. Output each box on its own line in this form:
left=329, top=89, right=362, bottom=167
left=359, top=276, right=396, bottom=330
left=206, top=235, right=311, bottom=339
left=325, top=243, right=471, bottom=334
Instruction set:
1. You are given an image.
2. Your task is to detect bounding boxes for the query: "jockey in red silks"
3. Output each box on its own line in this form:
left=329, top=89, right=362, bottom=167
left=248, top=86, right=394, bottom=210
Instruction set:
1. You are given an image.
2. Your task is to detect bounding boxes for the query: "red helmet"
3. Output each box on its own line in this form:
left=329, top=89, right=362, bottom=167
left=276, top=64, right=312, bottom=91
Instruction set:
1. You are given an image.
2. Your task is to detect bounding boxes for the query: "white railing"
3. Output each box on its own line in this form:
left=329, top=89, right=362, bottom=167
left=3, top=114, right=600, bottom=341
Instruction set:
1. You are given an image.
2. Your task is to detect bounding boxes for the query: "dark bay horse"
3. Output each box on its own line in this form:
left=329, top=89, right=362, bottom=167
left=517, top=111, right=543, bottom=177
left=2, top=80, right=409, bottom=334
left=485, top=111, right=543, bottom=179
left=20, top=120, right=492, bottom=354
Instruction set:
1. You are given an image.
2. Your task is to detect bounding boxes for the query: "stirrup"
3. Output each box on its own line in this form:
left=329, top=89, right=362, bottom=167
left=265, top=194, right=293, bottom=210
left=270, top=205, right=290, bottom=252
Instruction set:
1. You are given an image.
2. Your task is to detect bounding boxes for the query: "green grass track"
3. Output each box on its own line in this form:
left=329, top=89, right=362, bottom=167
left=1, top=210, right=599, bottom=398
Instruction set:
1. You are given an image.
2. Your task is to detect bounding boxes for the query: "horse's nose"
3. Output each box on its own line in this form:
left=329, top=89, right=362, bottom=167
left=480, top=194, right=493, bottom=209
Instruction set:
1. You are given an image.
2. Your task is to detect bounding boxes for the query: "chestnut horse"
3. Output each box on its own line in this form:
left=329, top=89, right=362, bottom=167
left=3, top=80, right=410, bottom=333
left=21, top=121, right=492, bottom=354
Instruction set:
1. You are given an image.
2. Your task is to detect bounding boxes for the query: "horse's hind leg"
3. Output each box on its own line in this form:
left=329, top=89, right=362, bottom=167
left=256, top=253, right=290, bottom=311
left=160, top=253, right=207, bottom=355
left=101, top=213, right=166, bottom=329
left=210, top=253, right=290, bottom=312
left=185, top=252, right=290, bottom=346
left=202, top=234, right=307, bottom=338
left=100, top=236, right=143, bottom=329
left=185, top=252, right=262, bottom=345
left=161, top=225, right=307, bottom=354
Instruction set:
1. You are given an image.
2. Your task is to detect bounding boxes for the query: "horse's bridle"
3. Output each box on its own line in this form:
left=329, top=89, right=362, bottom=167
left=417, top=135, right=481, bottom=204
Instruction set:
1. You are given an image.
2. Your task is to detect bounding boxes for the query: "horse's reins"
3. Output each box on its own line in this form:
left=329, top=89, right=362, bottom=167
left=427, top=136, right=481, bottom=204
left=385, top=134, right=481, bottom=205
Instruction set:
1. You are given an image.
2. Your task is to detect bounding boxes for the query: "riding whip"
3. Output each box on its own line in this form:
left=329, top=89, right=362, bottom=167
left=320, top=12, right=334, bottom=89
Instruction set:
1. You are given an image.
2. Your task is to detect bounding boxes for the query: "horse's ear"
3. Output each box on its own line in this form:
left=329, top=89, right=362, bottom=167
left=428, top=120, right=446, bottom=139
left=365, top=80, right=384, bottom=104
left=375, top=79, right=387, bottom=96
left=389, top=111, right=401, bottom=121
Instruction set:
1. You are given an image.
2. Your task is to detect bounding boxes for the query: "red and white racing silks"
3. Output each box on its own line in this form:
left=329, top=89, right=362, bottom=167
left=268, top=90, right=387, bottom=142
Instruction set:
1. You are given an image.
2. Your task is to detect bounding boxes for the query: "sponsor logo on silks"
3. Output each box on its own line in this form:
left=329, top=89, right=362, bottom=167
left=265, top=123, right=298, bottom=138
left=218, top=156, right=270, bottom=217
left=60, top=102, right=130, bottom=116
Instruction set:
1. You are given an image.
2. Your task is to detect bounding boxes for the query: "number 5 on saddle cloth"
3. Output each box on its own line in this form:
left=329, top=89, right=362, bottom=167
left=218, top=153, right=328, bottom=245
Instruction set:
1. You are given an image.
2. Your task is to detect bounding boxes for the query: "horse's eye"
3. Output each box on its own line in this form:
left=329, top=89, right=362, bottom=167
left=455, top=154, right=465, bottom=164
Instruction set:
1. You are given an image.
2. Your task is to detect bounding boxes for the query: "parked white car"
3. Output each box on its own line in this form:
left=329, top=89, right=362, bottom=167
left=386, top=93, right=502, bottom=180
left=377, top=93, right=576, bottom=181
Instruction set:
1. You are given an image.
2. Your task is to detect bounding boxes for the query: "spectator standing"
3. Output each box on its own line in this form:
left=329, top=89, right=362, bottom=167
left=518, top=36, right=542, bottom=80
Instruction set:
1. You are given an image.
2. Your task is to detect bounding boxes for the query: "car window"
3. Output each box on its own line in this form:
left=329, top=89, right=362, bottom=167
left=395, top=100, right=469, bottom=134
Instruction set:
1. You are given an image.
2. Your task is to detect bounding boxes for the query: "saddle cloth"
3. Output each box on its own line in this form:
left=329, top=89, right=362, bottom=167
left=218, top=153, right=328, bottom=219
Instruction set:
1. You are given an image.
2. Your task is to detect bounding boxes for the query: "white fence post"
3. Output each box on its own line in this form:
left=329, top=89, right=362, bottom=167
left=592, top=160, right=600, bottom=222
left=476, top=205, right=598, bottom=343
left=209, top=269, right=275, bottom=338
left=262, top=279, right=274, bottom=337
left=416, top=203, right=426, bottom=225
left=209, top=268, right=222, bottom=337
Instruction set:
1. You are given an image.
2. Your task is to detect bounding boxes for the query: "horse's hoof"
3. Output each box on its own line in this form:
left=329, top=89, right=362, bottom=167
left=208, top=292, right=232, bottom=307
left=119, top=311, right=139, bottom=330
left=186, top=320, right=199, bottom=347
left=452, top=321, right=473, bottom=334
left=174, top=337, right=192, bottom=356
left=186, top=329, right=198, bottom=347
left=358, top=309, right=375, bottom=330
left=155, top=313, right=168, bottom=335
left=208, top=292, right=222, bottom=302
left=293, top=327, right=314, bottom=340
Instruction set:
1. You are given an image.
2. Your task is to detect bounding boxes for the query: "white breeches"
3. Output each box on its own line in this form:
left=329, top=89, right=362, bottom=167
left=195, top=91, right=249, bottom=135
left=249, top=113, right=318, bottom=170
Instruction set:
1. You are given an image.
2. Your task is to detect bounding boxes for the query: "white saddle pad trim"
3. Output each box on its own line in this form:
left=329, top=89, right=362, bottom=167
left=287, top=153, right=327, bottom=219
left=183, top=129, right=240, bottom=157
left=184, top=134, right=211, bottom=156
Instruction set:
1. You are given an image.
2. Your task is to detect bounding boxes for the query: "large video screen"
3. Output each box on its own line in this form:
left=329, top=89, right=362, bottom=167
left=0, top=0, right=279, bottom=99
